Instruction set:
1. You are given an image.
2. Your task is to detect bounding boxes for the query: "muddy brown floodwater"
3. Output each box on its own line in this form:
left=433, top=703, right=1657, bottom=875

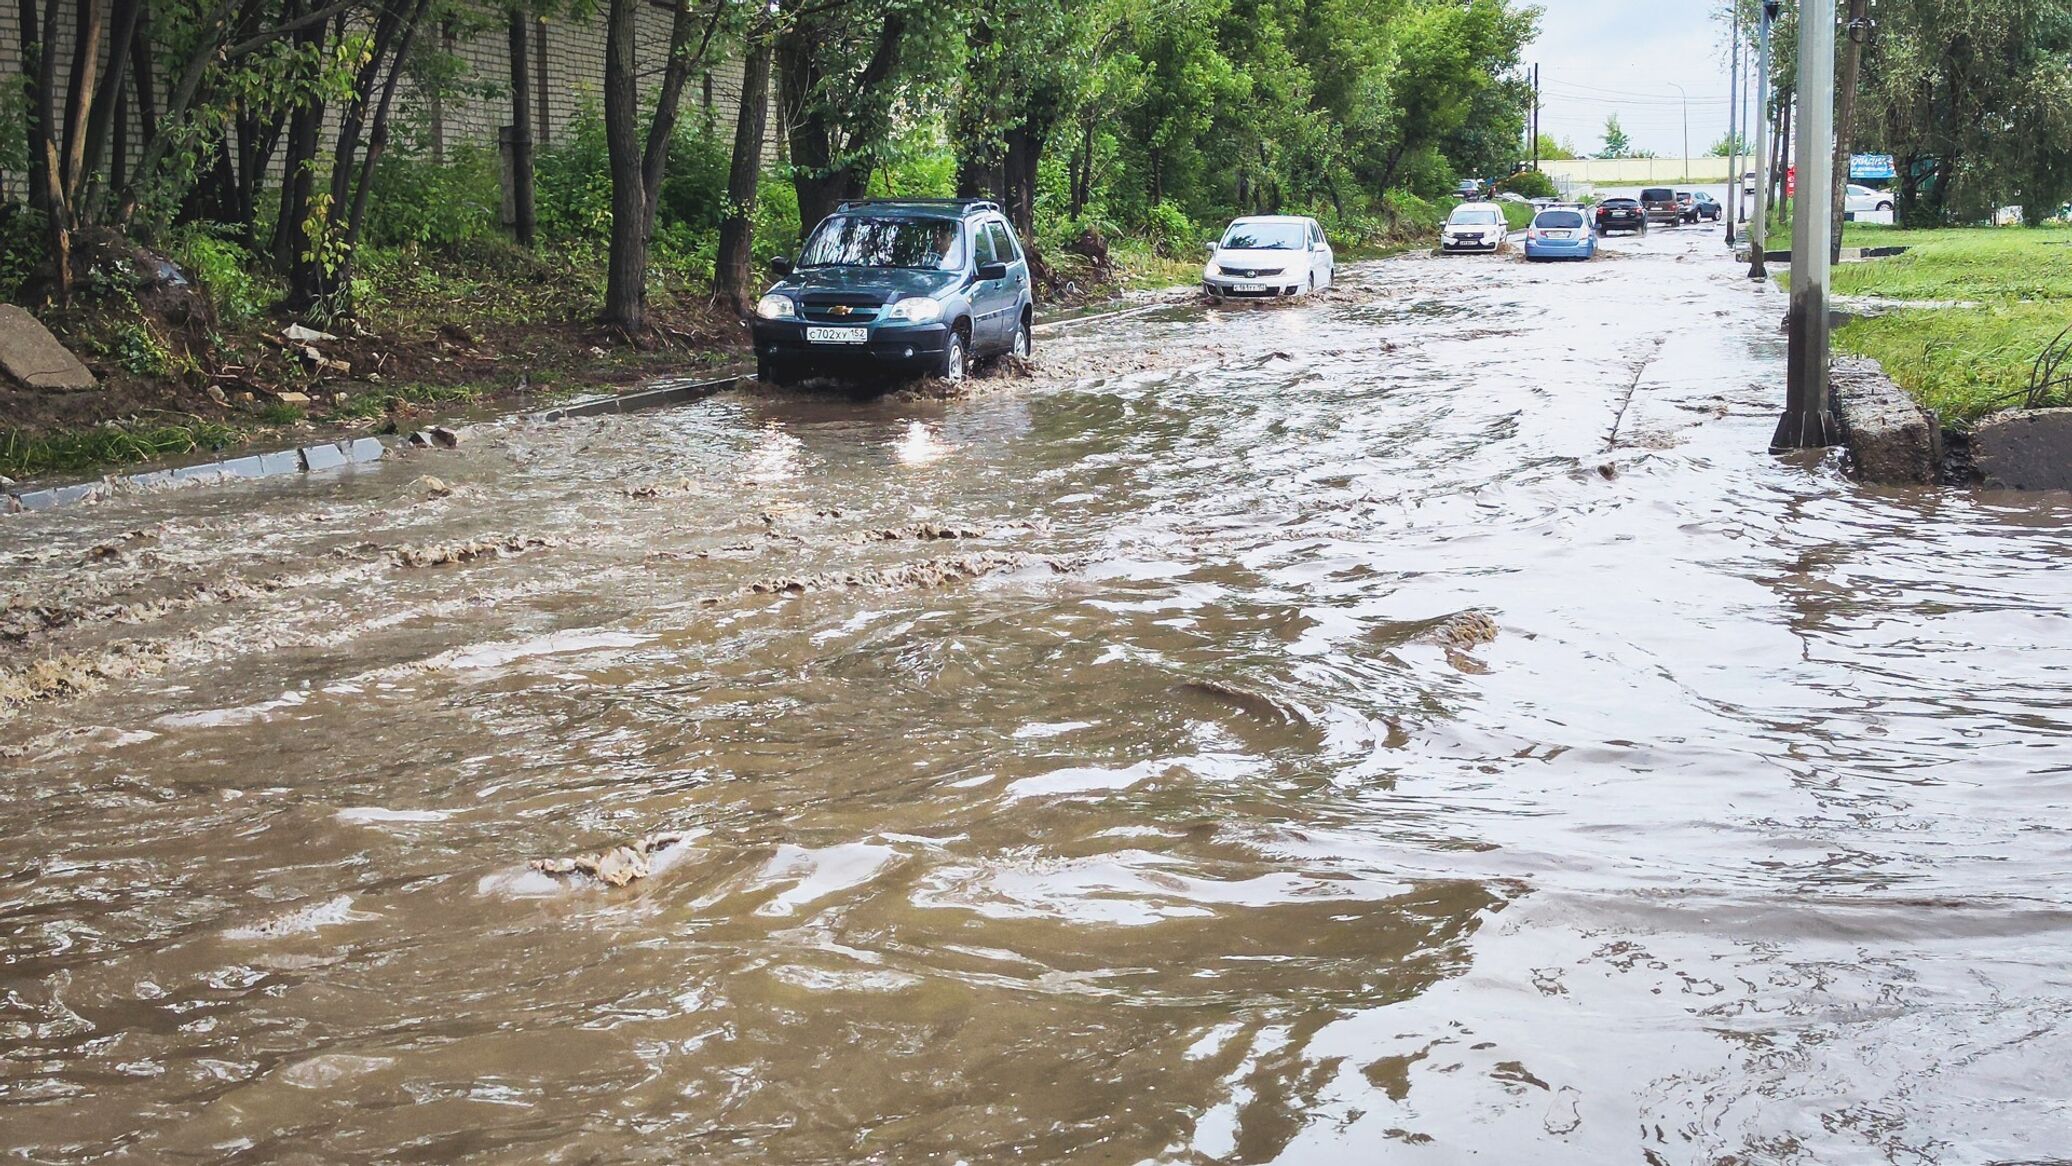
left=6, top=225, right=2072, bottom=1164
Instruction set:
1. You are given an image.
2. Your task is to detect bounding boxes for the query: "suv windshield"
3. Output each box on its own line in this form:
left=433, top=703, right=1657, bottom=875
left=1221, top=222, right=1307, bottom=250
left=1447, top=208, right=1500, bottom=226
left=797, top=216, right=965, bottom=270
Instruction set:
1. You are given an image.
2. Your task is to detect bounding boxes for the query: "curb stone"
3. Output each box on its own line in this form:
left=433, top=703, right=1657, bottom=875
left=5, top=436, right=388, bottom=515
left=1827, top=355, right=1940, bottom=485
left=1972, top=407, right=2072, bottom=491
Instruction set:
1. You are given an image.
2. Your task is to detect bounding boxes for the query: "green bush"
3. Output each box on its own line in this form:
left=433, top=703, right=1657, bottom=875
left=536, top=109, right=615, bottom=242
left=1143, top=199, right=1196, bottom=258
left=361, top=146, right=503, bottom=249
left=657, top=128, right=731, bottom=232
left=171, top=229, right=273, bottom=322
left=0, top=204, right=42, bottom=302
left=1495, top=169, right=1557, bottom=200
left=754, top=170, right=802, bottom=261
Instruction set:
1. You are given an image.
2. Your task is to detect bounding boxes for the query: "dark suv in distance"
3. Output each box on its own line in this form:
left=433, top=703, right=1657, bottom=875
left=1640, top=186, right=1682, bottom=226
left=752, top=199, right=1034, bottom=385
left=1594, top=197, right=1647, bottom=235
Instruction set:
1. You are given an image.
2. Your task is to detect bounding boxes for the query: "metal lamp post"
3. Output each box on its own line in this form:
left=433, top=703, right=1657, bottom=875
left=1775, top=0, right=1836, bottom=450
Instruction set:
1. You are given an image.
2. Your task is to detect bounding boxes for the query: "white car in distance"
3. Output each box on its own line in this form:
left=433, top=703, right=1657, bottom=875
left=1439, top=202, right=1508, bottom=252
left=1846, top=183, right=1895, bottom=215
left=1202, top=216, right=1334, bottom=300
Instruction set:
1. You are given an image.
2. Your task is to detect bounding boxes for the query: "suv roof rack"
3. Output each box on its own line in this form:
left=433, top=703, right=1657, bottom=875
left=834, top=197, right=1001, bottom=215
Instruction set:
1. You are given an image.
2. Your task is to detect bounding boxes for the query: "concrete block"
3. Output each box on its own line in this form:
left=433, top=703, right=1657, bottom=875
left=1973, top=407, right=2072, bottom=491
left=341, top=437, right=386, bottom=464
left=217, top=456, right=268, bottom=479
left=51, top=484, right=104, bottom=506
left=1828, top=356, right=1940, bottom=485
left=0, top=304, right=97, bottom=391
left=14, top=489, right=59, bottom=511
left=258, top=450, right=304, bottom=476
left=301, top=442, right=349, bottom=472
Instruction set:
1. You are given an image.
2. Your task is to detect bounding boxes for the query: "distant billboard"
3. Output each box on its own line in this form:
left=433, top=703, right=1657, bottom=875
left=1851, top=153, right=1897, bottom=181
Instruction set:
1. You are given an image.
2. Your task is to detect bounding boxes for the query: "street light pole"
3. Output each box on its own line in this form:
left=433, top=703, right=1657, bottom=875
left=1668, top=82, right=1689, bottom=179
left=1749, top=2, right=1775, bottom=277
left=1775, top=0, right=1836, bottom=450
left=1726, top=15, right=1741, bottom=244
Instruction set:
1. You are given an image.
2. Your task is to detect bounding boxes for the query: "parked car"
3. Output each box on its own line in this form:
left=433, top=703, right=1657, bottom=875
left=1523, top=207, right=1596, bottom=261
left=1640, top=186, right=1682, bottom=225
left=1846, top=183, right=1895, bottom=215
left=1690, top=191, right=1722, bottom=222
left=1202, top=215, right=1335, bottom=299
left=1454, top=179, right=1484, bottom=200
left=752, top=198, right=1032, bottom=386
left=1674, top=191, right=1698, bottom=222
left=1439, top=202, right=1508, bottom=252
left=1594, top=197, right=1647, bottom=235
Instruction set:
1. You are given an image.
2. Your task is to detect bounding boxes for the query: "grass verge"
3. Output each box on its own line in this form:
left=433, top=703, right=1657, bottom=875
left=2, top=420, right=244, bottom=481
left=1818, top=225, right=2072, bottom=426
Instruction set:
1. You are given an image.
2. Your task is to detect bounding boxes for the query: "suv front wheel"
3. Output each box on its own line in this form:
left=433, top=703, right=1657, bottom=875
left=938, top=329, right=968, bottom=383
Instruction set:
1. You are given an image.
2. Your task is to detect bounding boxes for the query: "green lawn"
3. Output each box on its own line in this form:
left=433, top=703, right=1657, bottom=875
left=1820, top=224, right=2072, bottom=426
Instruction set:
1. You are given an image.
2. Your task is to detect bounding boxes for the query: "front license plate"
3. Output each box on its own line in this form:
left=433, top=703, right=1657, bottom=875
left=1232, top=282, right=1266, bottom=292
left=806, top=326, right=867, bottom=344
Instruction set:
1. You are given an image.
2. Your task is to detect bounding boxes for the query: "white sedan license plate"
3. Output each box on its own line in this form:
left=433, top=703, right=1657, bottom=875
left=1232, top=282, right=1266, bottom=292
left=806, top=326, right=867, bottom=344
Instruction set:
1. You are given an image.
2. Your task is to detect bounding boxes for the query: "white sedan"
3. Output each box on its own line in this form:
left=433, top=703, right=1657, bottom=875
left=1439, top=202, right=1508, bottom=252
left=1202, top=216, right=1334, bottom=300
left=1846, top=183, right=1894, bottom=215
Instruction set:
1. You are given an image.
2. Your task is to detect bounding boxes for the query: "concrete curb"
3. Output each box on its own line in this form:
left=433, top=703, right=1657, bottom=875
left=1972, top=407, right=2072, bottom=491
left=528, top=373, right=744, bottom=421
left=4, top=436, right=389, bottom=514
left=1827, top=355, right=1941, bottom=485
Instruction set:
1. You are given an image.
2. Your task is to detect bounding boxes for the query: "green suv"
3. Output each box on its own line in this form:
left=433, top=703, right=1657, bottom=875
left=752, top=199, right=1035, bottom=385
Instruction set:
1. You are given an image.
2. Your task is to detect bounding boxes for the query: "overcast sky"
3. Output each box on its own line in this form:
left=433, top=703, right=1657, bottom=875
left=1524, top=0, right=1743, bottom=159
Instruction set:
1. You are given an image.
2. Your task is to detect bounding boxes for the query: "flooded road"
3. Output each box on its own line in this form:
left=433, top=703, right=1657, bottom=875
left=6, top=223, right=2072, bottom=1164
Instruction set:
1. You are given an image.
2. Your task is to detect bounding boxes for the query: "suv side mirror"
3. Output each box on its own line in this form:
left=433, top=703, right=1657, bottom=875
left=975, top=261, right=1009, bottom=281
left=768, top=256, right=793, bottom=275
left=1205, top=238, right=1221, bottom=254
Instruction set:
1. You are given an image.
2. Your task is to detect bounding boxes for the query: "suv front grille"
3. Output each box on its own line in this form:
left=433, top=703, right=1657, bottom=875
left=800, top=296, right=885, bottom=323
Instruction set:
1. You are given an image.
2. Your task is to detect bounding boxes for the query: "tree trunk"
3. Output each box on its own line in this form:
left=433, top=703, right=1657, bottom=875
left=715, top=28, right=772, bottom=317
left=18, top=0, right=50, bottom=216
left=79, top=0, right=141, bottom=216
left=780, top=11, right=905, bottom=237
left=59, top=0, right=106, bottom=205
left=334, top=0, right=427, bottom=303
left=601, top=0, right=648, bottom=330
left=508, top=8, right=535, bottom=246
left=34, top=0, right=72, bottom=301
left=639, top=0, right=721, bottom=243
left=1829, top=0, right=1866, bottom=262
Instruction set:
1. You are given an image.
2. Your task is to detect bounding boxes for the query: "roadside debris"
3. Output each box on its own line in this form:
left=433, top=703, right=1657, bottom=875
left=746, top=552, right=1077, bottom=596
left=406, top=426, right=461, bottom=449
left=412, top=475, right=454, bottom=499
left=386, top=534, right=552, bottom=568
left=868, top=522, right=985, bottom=541
left=1419, top=609, right=1500, bottom=650
left=530, top=830, right=690, bottom=886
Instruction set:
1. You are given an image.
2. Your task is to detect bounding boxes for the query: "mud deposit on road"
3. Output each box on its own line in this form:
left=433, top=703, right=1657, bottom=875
left=6, top=227, right=2072, bottom=1163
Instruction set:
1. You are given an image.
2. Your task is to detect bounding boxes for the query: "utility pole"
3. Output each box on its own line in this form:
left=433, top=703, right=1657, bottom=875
left=1726, top=14, right=1741, bottom=244
left=1775, top=0, right=1835, bottom=451
left=1531, top=64, right=1540, bottom=171
left=1748, top=0, right=1775, bottom=279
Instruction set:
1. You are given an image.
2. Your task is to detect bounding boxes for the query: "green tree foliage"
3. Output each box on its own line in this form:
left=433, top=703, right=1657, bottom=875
left=1599, top=115, right=1631, bottom=159
left=1709, top=131, right=1751, bottom=156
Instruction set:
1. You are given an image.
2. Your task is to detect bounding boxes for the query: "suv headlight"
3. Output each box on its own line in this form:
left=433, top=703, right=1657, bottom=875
left=884, top=297, right=944, bottom=324
left=755, top=294, right=796, bottom=320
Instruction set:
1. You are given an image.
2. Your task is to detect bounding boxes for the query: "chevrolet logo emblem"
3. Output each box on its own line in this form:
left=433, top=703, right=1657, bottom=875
left=828, top=305, right=853, bottom=317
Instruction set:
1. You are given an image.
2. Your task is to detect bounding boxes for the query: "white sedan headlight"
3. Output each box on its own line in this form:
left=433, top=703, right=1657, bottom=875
left=884, top=297, right=944, bottom=324
left=755, top=294, right=796, bottom=320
